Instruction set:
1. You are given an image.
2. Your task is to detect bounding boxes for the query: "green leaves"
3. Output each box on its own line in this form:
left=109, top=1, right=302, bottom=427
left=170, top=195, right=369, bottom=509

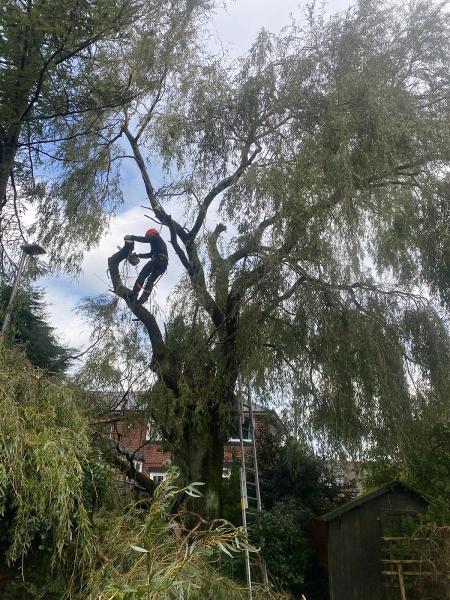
left=0, top=0, right=142, bottom=274
left=0, top=346, right=100, bottom=574
left=89, top=468, right=269, bottom=599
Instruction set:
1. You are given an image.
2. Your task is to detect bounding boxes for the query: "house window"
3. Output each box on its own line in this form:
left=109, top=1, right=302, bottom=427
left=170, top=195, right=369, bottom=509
left=148, top=470, right=166, bottom=484
left=229, top=417, right=252, bottom=442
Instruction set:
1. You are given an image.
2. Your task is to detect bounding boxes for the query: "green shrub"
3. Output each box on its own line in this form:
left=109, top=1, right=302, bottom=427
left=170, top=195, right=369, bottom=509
left=254, top=498, right=312, bottom=592
left=0, top=346, right=117, bottom=598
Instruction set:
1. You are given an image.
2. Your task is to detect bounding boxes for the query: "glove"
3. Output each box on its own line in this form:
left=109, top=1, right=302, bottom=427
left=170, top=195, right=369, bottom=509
left=124, top=235, right=134, bottom=243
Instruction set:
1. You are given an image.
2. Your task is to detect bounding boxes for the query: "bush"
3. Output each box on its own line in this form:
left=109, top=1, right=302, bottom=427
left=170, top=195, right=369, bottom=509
left=254, top=498, right=312, bottom=591
left=222, top=435, right=355, bottom=598
left=0, top=347, right=101, bottom=567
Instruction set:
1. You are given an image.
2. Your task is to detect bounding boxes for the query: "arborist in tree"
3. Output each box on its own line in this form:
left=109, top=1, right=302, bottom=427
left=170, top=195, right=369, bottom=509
left=123, top=228, right=168, bottom=304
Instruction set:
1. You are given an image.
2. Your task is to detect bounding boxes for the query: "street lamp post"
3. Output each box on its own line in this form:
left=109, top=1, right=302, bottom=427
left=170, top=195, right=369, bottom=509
left=1, top=243, right=46, bottom=335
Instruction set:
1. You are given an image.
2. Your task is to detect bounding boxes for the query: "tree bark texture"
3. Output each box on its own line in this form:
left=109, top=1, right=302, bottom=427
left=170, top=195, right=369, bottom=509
left=0, top=133, right=18, bottom=209
left=170, top=409, right=226, bottom=519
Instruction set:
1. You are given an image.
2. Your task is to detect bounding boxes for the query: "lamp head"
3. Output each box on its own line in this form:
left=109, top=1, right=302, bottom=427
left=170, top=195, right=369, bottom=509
left=21, top=244, right=46, bottom=256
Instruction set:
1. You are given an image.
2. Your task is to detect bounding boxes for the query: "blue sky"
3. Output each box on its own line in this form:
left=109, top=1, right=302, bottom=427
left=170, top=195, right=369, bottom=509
left=39, top=0, right=353, bottom=351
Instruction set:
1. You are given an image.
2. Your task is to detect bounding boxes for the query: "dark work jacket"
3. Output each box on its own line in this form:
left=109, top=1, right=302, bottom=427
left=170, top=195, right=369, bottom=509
left=130, top=235, right=168, bottom=261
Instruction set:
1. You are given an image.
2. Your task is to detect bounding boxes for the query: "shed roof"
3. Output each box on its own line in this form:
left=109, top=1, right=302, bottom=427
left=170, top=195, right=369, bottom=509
left=320, top=480, right=428, bottom=522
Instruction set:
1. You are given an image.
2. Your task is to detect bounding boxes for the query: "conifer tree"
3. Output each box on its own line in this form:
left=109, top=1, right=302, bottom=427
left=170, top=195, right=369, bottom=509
left=0, top=285, right=74, bottom=371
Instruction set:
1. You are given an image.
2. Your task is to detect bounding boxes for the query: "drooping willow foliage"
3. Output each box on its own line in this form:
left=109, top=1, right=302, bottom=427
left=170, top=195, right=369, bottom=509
left=0, top=346, right=111, bottom=588
left=89, top=469, right=286, bottom=600
left=5, top=0, right=450, bottom=512
left=0, top=347, right=286, bottom=598
left=79, top=0, right=450, bottom=455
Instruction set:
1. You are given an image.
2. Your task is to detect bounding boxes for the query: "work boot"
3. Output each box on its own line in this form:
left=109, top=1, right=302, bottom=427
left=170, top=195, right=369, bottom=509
left=131, top=282, right=142, bottom=298
left=138, top=288, right=152, bottom=305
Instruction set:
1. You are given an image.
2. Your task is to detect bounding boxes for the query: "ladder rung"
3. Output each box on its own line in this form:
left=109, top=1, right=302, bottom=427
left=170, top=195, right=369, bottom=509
left=247, top=481, right=257, bottom=486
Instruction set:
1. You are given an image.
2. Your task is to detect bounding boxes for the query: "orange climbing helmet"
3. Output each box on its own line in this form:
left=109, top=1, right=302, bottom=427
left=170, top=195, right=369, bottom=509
left=145, top=228, right=159, bottom=237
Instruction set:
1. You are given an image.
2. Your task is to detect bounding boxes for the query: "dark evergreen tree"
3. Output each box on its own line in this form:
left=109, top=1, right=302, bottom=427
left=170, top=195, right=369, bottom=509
left=0, top=285, right=74, bottom=372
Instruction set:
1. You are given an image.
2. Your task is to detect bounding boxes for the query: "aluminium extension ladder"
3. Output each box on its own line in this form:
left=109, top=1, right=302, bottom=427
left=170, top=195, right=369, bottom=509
left=237, top=384, right=269, bottom=598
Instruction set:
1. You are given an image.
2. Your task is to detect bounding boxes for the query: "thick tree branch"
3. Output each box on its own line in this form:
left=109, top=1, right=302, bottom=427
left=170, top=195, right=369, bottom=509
left=185, top=238, right=224, bottom=327
left=227, top=214, right=278, bottom=265
left=208, top=223, right=229, bottom=308
left=207, top=223, right=226, bottom=267
left=123, top=125, right=189, bottom=240
left=123, top=125, right=224, bottom=326
left=188, top=146, right=261, bottom=239
left=166, top=213, right=191, bottom=270
left=110, top=443, right=157, bottom=497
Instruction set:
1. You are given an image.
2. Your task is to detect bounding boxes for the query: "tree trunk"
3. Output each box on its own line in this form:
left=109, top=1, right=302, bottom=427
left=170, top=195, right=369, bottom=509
left=1, top=85, right=32, bottom=210
left=107, top=245, right=239, bottom=520
left=171, top=414, right=226, bottom=520
left=0, top=130, right=20, bottom=209
left=168, top=307, right=240, bottom=520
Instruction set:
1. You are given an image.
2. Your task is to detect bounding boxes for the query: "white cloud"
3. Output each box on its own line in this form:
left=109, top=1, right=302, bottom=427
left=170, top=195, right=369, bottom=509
left=211, top=0, right=353, bottom=57
left=42, top=284, right=91, bottom=350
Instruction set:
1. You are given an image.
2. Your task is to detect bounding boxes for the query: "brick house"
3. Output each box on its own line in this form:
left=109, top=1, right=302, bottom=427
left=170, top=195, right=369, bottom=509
left=110, top=399, right=281, bottom=484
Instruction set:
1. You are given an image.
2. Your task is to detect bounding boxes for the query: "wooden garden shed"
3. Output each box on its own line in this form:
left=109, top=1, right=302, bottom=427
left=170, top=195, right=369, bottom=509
left=314, top=481, right=429, bottom=600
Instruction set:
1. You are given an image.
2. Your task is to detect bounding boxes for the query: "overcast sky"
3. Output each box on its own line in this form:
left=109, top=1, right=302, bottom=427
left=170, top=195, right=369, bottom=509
left=38, top=0, right=353, bottom=352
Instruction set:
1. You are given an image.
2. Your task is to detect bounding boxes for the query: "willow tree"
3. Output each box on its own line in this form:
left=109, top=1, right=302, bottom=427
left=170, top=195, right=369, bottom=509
left=0, top=0, right=156, bottom=276
left=65, top=0, right=450, bottom=516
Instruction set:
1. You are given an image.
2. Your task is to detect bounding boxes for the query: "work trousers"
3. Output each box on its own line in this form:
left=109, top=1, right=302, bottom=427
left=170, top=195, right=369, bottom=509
left=111, top=243, right=167, bottom=301
left=132, top=256, right=168, bottom=296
